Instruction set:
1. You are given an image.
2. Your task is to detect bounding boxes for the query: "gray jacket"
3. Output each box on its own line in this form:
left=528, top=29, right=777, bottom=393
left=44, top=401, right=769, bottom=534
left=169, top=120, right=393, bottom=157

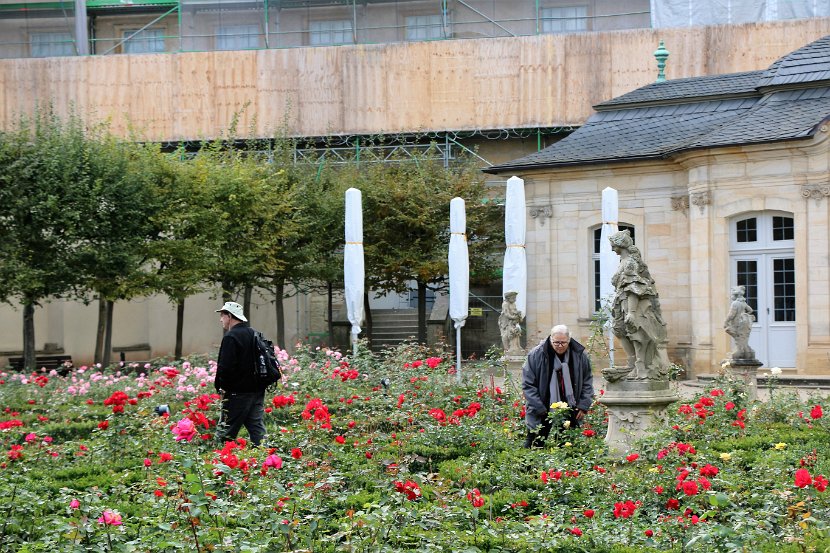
left=522, top=337, right=594, bottom=429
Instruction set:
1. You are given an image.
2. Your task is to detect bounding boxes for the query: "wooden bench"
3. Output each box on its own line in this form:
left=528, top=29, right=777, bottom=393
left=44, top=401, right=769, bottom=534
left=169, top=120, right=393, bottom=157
left=7, top=355, right=73, bottom=373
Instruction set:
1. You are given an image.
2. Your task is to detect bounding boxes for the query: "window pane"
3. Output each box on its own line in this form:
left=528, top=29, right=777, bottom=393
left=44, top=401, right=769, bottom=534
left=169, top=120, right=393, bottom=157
left=406, top=14, right=444, bottom=40
left=216, top=25, right=260, bottom=50
left=772, top=216, right=794, bottom=241
left=736, top=260, right=758, bottom=313
left=541, top=6, right=588, bottom=34
left=736, top=218, right=757, bottom=243
left=773, top=258, right=796, bottom=322
left=593, top=224, right=635, bottom=311
left=123, top=28, right=166, bottom=54
left=31, top=32, right=74, bottom=57
left=309, top=19, right=353, bottom=45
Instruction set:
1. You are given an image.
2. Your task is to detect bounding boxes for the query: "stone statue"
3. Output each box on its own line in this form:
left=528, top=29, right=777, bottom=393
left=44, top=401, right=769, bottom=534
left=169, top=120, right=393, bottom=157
left=724, top=285, right=756, bottom=360
left=604, top=229, right=670, bottom=381
left=498, top=290, right=523, bottom=354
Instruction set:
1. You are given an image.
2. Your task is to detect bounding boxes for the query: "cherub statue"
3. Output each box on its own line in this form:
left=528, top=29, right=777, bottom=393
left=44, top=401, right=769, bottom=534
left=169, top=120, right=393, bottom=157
left=498, top=290, right=523, bottom=354
left=724, top=285, right=756, bottom=360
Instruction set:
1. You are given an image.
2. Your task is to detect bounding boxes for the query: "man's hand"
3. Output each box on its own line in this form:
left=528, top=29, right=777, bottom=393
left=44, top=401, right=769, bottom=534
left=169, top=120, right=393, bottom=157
left=575, top=409, right=587, bottom=421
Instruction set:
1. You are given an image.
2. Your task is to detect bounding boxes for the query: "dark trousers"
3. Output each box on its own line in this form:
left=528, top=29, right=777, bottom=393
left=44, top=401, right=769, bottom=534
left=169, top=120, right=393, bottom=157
left=524, top=408, right=581, bottom=448
left=216, top=390, right=267, bottom=446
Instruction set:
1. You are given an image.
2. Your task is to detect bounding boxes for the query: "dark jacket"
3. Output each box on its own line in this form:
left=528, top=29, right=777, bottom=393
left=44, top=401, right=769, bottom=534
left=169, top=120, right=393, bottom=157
left=522, top=337, right=594, bottom=430
left=215, top=323, right=261, bottom=393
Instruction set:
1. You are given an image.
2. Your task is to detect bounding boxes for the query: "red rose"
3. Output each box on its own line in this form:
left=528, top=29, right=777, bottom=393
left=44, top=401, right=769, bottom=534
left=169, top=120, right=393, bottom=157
left=795, top=468, right=813, bottom=488
left=810, top=405, right=823, bottom=419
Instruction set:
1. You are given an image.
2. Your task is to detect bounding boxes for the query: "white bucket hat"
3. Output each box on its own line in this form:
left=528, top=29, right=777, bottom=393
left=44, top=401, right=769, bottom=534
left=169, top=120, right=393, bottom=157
left=215, top=301, right=247, bottom=322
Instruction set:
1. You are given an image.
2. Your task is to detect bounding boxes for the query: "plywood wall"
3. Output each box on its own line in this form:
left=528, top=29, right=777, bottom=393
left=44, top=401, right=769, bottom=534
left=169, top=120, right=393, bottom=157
left=2, top=18, right=830, bottom=142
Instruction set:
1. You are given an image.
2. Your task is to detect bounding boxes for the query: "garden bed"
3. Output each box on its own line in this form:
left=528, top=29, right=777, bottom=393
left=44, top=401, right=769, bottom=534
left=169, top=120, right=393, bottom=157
left=0, top=343, right=827, bottom=552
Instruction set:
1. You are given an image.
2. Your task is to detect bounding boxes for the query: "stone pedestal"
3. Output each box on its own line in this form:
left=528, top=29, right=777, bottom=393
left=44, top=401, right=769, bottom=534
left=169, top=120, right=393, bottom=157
left=598, top=378, right=679, bottom=455
left=722, top=357, right=762, bottom=401
left=504, top=354, right=525, bottom=383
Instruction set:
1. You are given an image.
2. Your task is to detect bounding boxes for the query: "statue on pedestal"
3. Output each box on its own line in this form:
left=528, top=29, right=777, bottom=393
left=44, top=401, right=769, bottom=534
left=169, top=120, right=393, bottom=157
left=498, top=290, right=523, bottom=355
left=724, top=286, right=756, bottom=360
left=598, top=229, right=677, bottom=455
left=604, top=229, right=670, bottom=381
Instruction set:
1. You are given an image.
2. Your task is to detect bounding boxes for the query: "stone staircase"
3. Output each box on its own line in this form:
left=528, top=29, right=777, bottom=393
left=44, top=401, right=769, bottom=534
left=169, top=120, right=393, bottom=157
left=369, top=309, right=420, bottom=351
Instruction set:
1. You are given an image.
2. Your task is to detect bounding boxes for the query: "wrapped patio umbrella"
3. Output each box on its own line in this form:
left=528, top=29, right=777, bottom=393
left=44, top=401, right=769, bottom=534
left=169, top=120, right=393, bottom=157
left=503, top=176, right=527, bottom=324
left=599, top=186, right=619, bottom=366
left=448, top=197, right=469, bottom=382
left=344, top=188, right=365, bottom=356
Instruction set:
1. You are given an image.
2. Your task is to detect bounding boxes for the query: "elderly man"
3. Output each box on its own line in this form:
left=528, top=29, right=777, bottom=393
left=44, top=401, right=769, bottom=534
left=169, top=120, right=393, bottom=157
left=522, top=324, right=594, bottom=448
left=214, top=301, right=267, bottom=447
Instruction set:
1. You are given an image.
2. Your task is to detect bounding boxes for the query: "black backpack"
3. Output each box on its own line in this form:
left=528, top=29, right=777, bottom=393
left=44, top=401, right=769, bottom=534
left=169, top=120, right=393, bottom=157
left=252, top=330, right=282, bottom=388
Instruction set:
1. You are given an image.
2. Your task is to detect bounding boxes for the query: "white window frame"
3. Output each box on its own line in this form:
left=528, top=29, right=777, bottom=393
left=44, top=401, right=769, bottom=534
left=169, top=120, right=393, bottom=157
left=591, top=223, right=635, bottom=312
left=309, top=19, right=353, bottom=46
left=30, top=31, right=75, bottom=57
left=122, top=28, right=166, bottom=54
left=540, top=5, right=588, bottom=34
left=405, top=13, right=447, bottom=41
left=215, top=24, right=261, bottom=51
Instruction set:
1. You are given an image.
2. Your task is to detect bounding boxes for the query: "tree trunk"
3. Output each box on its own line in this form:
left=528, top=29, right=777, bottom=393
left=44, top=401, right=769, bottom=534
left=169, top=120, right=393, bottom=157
left=363, top=291, right=372, bottom=348
left=274, top=279, right=285, bottom=347
left=94, top=296, right=107, bottom=365
left=221, top=282, right=232, bottom=303
left=103, top=300, right=114, bottom=368
left=175, top=298, right=185, bottom=360
left=243, top=286, right=252, bottom=323
left=417, top=281, right=427, bottom=344
left=327, top=281, right=334, bottom=346
left=22, top=302, right=35, bottom=371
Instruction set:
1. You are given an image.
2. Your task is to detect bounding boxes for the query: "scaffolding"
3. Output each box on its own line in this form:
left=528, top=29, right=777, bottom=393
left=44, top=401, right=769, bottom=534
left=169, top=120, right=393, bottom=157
left=0, top=0, right=652, bottom=58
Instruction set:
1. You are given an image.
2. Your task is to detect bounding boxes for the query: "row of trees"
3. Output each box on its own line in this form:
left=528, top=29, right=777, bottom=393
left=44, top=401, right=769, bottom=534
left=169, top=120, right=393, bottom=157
left=0, top=112, right=504, bottom=369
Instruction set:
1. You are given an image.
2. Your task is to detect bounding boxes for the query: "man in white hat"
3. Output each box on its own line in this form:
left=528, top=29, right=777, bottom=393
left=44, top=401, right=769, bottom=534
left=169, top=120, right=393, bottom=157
left=214, top=301, right=267, bottom=446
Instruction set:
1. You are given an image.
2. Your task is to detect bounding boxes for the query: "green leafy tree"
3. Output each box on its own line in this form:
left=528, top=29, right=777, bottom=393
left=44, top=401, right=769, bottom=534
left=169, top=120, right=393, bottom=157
left=273, top=156, right=349, bottom=347
left=80, top=133, right=172, bottom=366
left=361, top=146, right=503, bottom=343
left=194, top=139, right=299, bottom=326
left=0, top=111, right=101, bottom=369
left=145, top=148, right=218, bottom=359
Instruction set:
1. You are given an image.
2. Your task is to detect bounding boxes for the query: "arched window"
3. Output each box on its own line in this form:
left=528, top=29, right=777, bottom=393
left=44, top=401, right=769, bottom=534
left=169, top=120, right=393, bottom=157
left=592, top=224, right=635, bottom=311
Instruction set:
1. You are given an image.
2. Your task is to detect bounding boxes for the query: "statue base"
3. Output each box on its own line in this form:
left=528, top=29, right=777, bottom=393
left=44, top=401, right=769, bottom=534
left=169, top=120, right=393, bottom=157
left=598, top=377, right=678, bottom=456
left=722, top=357, right=763, bottom=401
left=504, top=354, right=525, bottom=383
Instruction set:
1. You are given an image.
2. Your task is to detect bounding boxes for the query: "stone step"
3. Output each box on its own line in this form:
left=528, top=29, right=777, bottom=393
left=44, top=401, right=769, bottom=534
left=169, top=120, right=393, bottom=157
left=694, top=373, right=830, bottom=389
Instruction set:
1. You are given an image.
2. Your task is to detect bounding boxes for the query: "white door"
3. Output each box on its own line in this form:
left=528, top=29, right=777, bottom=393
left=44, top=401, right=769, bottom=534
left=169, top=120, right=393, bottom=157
left=730, top=214, right=796, bottom=368
left=734, top=255, right=796, bottom=367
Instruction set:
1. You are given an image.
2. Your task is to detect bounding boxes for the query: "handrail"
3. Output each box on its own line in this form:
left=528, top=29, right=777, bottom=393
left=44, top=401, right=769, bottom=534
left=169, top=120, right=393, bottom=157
left=469, top=291, right=500, bottom=314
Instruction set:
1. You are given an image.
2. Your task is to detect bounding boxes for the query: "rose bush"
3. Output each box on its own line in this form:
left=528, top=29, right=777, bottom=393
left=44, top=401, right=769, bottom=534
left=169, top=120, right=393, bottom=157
left=0, top=342, right=827, bottom=551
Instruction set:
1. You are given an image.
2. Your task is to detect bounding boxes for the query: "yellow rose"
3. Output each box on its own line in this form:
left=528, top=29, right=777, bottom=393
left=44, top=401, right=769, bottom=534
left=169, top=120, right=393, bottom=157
left=719, top=452, right=732, bottom=461
left=774, top=442, right=787, bottom=450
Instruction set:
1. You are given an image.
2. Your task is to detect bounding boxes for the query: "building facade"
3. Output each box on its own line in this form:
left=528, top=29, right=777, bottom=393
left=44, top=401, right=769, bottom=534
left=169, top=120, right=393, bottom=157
left=2, top=1, right=830, bottom=368
left=488, top=36, right=830, bottom=375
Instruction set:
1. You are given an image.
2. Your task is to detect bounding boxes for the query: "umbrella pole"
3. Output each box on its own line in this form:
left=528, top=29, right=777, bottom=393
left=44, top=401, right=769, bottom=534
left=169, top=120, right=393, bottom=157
left=352, top=332, right=358, bottom=357
left=456, top=326, right=462, bottom=383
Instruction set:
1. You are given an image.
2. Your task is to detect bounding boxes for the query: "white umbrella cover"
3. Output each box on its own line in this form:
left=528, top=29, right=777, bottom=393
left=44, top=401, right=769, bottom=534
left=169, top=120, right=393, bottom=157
left=503, top=176, right=527, bottom=317
left=448, top=197, right=469, bottom=381
left=344, top=188, right=365, bottom=355
left=599, top=186, right=619, bottom=366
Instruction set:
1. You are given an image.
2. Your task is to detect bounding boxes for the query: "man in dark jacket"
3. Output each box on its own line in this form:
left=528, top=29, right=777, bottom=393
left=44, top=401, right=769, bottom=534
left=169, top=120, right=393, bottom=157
left=522, top=324, right=594, bottom=448
left=214, top=301, right=267, bottom=446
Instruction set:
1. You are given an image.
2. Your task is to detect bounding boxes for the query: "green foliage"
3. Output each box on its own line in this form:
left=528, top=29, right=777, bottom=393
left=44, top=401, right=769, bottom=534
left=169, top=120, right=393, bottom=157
left=0, top=349, right=828, bottom=551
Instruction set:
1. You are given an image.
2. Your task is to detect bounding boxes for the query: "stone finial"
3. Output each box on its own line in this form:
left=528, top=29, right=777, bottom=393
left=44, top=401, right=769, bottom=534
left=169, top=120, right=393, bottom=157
left=654, top=40, right=669, bottom=83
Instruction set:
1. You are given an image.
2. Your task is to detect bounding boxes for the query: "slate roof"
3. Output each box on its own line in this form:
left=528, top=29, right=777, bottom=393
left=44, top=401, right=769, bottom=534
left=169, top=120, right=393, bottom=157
left=486, top=35, right=830, bottom=174
left=596, top=71, right=763, bottom=108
